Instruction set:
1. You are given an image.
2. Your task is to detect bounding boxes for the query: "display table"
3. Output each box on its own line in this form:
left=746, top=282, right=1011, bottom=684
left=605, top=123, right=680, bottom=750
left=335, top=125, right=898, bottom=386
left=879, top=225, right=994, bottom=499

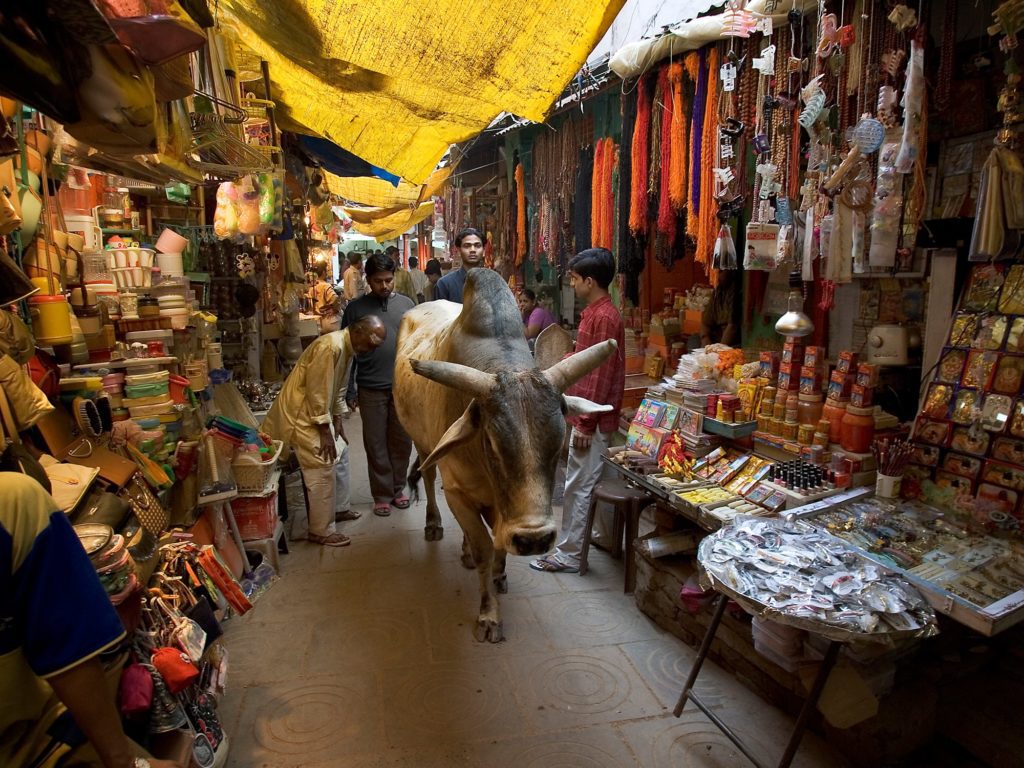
left=674, top=517, right=938, bottom=768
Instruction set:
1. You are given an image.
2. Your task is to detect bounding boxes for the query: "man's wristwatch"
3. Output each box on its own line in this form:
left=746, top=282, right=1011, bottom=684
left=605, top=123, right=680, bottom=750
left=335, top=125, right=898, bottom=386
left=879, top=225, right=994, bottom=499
left=133, top=758, right=151, bottom=768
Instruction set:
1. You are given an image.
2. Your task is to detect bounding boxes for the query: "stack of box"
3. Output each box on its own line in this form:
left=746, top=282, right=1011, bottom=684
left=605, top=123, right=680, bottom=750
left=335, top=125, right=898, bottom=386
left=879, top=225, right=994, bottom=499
left=778, top=336, right=805, bottom=391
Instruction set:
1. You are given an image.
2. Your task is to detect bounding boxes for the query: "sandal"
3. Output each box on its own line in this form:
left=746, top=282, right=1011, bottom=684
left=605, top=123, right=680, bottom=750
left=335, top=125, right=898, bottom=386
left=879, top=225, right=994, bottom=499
left=373, top=503, right=391, bottom=517
left=335, top=509, right=362, bottom=522
left=391, top=494, right=411, bottom=510
left=529, top=555, right=579, bottom=574
left=308, top=532, right=351, bottom=547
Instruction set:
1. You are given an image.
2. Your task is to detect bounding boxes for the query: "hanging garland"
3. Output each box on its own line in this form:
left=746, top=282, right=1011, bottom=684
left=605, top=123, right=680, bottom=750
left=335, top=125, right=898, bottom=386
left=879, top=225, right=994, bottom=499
left=686, top=49, right=708, bottom=238
left=668, top=61, right=688, bottom=211
left=656, top=66, right=676, bottom=243
left=629, top=75, right=652, bottom=235
left=515, top=162, right=526, bottom=267
left=697, top=47, right=721, bottom=279
left=602, top=140, right=616, bottom=251
left=591, top=138, right=605, bottom=247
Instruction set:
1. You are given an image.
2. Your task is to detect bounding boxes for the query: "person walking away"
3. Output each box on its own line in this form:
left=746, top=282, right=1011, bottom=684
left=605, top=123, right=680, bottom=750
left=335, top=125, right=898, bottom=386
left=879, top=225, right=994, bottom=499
left=0, top=472, right=184, bottom=768
left=531, top=248, right=625, bottom=573
left=342, top=252, right=417, bottom=516
left=518, top=288, right=558, bottom=341
left=422, top=258, right=443, bottom=301
left=434, top=227, right=485, bottom=303
left=263, top=317, right=387, bottom=546
left=343, top=253, right=366, bottom=301
left=408, top=255, right=429, bottom=303
left=307, top=264, right=341, bottom=334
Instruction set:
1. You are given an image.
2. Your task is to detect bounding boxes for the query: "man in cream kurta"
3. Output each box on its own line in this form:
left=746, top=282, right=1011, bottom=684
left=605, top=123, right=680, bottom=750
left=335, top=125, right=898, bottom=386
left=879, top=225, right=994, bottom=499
left=263, top=316, right=386, bottom=546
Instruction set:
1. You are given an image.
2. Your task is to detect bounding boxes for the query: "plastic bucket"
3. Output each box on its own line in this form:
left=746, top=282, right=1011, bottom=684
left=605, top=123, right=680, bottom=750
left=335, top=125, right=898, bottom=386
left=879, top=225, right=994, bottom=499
left=64, top=214, right=102, bottom=252
left=155, top=228, right=188, bottom=254
left=29, top=294, right=73, bottom=344
left=155, top=251, right=184, bottom=277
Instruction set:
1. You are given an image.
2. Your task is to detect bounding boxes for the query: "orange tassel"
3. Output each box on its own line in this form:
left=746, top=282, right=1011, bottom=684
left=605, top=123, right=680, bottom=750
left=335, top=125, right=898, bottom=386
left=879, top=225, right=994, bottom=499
left=668, top=62, right=687, bottom=210
left=696, top=48, right=720, bottom=274
left=591, top=139, right=604, bottom=247
left=602, top=141, right=616, bottom=249
left=629, top=76, right=652, bottom=234
left=515, top=163, right=526, bottom=267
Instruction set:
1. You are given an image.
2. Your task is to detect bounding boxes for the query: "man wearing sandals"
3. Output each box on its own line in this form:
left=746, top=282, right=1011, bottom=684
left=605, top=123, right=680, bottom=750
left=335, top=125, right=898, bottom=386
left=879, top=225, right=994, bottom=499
left=342, top=252, right=417, bottom=517
left=264, top=316, right=387, bottom=547
left=531, top=248, right=624, bottom=574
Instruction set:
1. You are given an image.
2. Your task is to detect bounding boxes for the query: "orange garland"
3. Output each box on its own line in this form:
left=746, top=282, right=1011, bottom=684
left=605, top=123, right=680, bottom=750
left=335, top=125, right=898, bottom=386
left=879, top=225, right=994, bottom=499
left=601, top=140, right=616, bottom=249
left=628, top=76, right=652, bottom=234
left=591, top=138, right=605, bottom=247
left=515, top=162, right=526, bottom=267
left=668, top=61, right=687, bottom=210
left=696, top=48, right=720, bottom=279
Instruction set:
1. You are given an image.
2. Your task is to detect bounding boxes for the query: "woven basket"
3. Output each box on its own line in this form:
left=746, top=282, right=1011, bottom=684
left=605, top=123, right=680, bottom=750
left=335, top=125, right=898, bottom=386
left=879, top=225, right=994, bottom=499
left=232, top=440, right=283, bottom=494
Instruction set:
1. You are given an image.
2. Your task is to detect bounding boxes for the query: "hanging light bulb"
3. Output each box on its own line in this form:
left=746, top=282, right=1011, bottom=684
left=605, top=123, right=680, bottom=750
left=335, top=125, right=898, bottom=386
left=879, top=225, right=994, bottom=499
left=775, top=270, right=814, bottom=337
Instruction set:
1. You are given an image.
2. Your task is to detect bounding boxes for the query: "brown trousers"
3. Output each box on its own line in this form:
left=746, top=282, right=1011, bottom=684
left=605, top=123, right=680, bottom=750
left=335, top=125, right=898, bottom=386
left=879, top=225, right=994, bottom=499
left=358, top=387, right=413, bottom=503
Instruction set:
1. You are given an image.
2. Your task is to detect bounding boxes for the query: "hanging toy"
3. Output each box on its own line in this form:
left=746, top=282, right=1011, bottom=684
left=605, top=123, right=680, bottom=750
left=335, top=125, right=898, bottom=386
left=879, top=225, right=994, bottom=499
left=877, top=85, right=899, bottom=128
left=887, top=4, right=918, bottom=32
left=824, top=114, right=885, bottom=191
left=236, top=176, right=262, bottom=236
left=257, top=173, right=275, bottom=227
left=753, top=43, right=776, bottom=75
left=722, top=1, right=757, bottom=37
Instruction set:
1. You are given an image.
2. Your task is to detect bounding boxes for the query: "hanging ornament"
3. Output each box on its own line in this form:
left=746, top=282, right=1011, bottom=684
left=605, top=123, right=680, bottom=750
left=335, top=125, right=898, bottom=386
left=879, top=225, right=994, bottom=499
left=720, top=61, right=737, bottom=92
left=798, top=76, right=826, bottom=131
left=753, top=43, right=776, bottom=75
left=816, top=13, right=841, bottom=59
left=722, top=1, right=757, bottom=37
left=713, top=223, right=738, bottom=270
left=887, top=4, right=918, bottom=32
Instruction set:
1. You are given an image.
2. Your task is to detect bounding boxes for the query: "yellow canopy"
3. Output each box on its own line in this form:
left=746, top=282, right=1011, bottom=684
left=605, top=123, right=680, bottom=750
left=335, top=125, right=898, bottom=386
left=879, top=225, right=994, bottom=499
left=325, top=167, right=451, bottom=208
left=345, top=201, right=435, bottom=241
left=218, top=0, right=625, bottom=183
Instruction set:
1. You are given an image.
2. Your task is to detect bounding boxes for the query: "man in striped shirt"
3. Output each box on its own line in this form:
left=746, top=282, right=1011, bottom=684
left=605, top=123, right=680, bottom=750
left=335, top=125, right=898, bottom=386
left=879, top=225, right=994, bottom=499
left=531, top=248, right=625, bottom=574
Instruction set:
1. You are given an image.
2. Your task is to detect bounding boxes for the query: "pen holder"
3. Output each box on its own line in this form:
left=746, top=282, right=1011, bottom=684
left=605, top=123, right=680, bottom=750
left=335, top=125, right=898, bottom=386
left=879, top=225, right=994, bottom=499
left=875, top=473, right=902, bottom=499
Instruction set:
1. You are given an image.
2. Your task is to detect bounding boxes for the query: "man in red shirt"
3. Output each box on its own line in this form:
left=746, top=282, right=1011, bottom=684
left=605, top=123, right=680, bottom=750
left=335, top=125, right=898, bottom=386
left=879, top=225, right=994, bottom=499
left=532, top=248, right=624, bottom=573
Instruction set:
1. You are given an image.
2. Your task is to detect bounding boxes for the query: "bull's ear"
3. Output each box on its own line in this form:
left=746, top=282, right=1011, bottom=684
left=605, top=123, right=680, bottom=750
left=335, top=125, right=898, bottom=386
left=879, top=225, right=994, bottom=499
left=563, top=395, right=614, bottom=418
left=419, top=402, right=480, bottom=472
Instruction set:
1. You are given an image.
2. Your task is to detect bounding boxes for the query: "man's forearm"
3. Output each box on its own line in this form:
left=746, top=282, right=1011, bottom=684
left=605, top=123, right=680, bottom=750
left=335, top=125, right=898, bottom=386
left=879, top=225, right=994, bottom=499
left=48, top=656, right=136, bottom=768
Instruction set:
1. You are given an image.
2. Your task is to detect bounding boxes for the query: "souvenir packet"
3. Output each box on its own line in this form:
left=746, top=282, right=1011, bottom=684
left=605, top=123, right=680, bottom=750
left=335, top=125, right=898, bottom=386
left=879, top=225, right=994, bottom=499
left=992, top=354, right=1024, bottom=395
left=951, top=388, right=981, bottom=424
left=922, top=384, right=953, bottom=419
left=973, top=315, right=1008, bottom=350
left=964, top=264, right=1004, bottom=311
left=936, top=347, right=967, bottom=384
left=942, top=452, right=983, bottom=479
left=991, top=436, right=1024, bottom=465
left=915, top=418, right=951, bottom=447
left=998, top=264, right=1024, bottom=314
left=981, top=393, right=1014, bottom=433
left=963, top=350, right=999, bottom=389
left=950, top=426, right=991, bottom=456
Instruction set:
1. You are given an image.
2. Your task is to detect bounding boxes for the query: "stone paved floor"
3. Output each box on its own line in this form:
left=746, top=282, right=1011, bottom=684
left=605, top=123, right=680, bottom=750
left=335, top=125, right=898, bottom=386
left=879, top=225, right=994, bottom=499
left=221, top=413, right=845, bottom=767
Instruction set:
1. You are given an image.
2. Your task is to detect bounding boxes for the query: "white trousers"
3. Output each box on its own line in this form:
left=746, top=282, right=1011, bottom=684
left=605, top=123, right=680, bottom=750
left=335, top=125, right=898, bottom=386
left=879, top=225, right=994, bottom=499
left=553, top=428, right=611, bottom=565
left=300, top=447, right=350, bottom=538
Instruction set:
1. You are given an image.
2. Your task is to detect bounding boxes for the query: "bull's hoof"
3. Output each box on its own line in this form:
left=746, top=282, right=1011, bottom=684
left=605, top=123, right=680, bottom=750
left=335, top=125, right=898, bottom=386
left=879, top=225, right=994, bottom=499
left=473, top=618, right=504, bottom=643
left=493, top=574, right=508, bottom=594
left=460, top=552, right=475, bottom=569
left=424, top=524, right=444, bottom=542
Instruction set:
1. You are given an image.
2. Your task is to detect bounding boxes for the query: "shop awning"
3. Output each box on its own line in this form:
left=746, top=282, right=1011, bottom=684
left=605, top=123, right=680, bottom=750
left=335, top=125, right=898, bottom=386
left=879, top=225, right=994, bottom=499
left=218, top=0, right=625, bottom=184
left=325, top=167, right=451, bottom=209
left=344, top=201, right=435, bottom=241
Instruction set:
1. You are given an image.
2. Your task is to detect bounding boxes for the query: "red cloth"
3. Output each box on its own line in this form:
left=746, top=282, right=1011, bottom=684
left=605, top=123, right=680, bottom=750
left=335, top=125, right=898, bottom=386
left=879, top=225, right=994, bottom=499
left=566, top=295, right=625, bottom=435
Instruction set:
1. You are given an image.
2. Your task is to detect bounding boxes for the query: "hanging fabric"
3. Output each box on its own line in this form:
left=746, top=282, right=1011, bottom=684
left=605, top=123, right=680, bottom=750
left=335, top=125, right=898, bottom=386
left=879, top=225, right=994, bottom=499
left=601, top=140, right=616, bottom=250
left=686, top=49, right=708, bottom=238
left=696, top=47, right=721, bottom=276
left=591, top=138, right=605, bottom=248
left=573, top=144, right=594, bottom=253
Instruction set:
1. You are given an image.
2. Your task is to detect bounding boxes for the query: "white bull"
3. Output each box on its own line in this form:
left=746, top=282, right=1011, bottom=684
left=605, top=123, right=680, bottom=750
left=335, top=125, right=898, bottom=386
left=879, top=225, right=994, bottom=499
left=393, top=269, right=615, bottom=642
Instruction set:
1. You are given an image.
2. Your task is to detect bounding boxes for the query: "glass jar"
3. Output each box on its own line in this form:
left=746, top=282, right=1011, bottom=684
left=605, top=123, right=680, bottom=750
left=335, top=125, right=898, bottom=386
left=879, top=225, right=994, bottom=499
left=798, top=423, right=815, bottom=446
left=822, top=399, right=847, bottom=443
left=841, top=405, right=875, bottom=453
left=797, top=393, right=824, bottom=426
left=138, top=295, right=160, bottom=318
left=782, top=418, right=799, bottom=441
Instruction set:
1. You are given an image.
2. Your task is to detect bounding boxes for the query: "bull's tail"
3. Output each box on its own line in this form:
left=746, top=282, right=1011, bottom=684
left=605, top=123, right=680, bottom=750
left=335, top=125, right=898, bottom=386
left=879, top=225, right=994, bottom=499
left=408, top=455, right=422, bottom=504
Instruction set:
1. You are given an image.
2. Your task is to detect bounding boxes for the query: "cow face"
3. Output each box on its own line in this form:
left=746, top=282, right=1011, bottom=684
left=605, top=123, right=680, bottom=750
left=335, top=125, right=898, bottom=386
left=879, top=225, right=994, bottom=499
left=410, top=344, right=617, bottom=556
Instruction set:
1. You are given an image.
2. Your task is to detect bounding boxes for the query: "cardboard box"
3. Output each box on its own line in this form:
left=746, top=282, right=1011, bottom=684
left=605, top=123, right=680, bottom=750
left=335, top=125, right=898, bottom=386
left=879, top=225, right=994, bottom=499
left=856, top=363, right=880, bottom=388
left=836, top=350, right=860, bottom=374
left=850, top=383, right=873, bottom=408
left=828, top=370, right=855, bottom=400
left=799, top=366, right=824, bottom=394
left=804, top=346, right=826, bottom=368
left=625, top=423, right=672, bottom=459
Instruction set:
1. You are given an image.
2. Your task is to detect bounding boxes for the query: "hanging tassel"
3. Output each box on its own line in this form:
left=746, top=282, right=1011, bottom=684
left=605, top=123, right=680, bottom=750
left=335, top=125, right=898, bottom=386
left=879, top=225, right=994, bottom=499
left=656, top=66, right=676, bottom=243
left=686, top=50, right=706, bottom=238
left=591, top=139, right=605, bottom=247
left=515, top=163, right=526, bottom=267
left=629, top=76, right=652, bottom=234
left=602, top=141, right=616, bottom=250
left=668, top=62, right=687, bottom=210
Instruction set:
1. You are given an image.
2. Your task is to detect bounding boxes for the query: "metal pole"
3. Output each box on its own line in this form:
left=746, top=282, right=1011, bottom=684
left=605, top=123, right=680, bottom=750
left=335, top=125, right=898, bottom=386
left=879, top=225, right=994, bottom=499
left=260, top=61, right=280, bottom=168
left=674, top=593, right=728, bottom=716
left=776, top=639, right=841, bottom=768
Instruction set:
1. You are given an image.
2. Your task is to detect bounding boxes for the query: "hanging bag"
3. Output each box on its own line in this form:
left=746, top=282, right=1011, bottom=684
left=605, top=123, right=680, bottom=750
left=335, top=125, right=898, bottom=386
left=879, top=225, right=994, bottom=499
left=118, top=652, right=155, bottom=717
left=157, top=596, right=207, bottom=662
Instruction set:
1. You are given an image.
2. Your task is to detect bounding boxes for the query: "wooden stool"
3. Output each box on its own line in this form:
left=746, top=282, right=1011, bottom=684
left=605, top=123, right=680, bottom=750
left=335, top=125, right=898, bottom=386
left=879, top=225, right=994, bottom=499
left=579, top=478, right=655, bottom=593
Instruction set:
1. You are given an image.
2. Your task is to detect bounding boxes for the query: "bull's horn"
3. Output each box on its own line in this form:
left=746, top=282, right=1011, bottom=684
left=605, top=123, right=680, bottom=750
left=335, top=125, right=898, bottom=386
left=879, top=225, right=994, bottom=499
left=543, top=339, right=618, bottom=392
left=410, top=359, right=496, bottom=398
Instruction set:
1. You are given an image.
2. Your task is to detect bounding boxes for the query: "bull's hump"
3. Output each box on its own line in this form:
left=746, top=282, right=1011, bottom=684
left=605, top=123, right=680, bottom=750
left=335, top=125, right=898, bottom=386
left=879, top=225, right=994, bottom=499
left=458, top=269, right=524, bottom=340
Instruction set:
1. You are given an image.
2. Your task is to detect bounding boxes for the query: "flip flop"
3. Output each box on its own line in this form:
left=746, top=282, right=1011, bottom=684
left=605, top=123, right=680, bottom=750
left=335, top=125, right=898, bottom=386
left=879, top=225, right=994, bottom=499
left=391, top=494, right=411, bottom=509
left=529, top=555, right=579, bottom=573
left=308, top=532, right=351, bottom=547
left=373, top=503, right=391, bottom=517
left=335, top=509, right=362, bottom=522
